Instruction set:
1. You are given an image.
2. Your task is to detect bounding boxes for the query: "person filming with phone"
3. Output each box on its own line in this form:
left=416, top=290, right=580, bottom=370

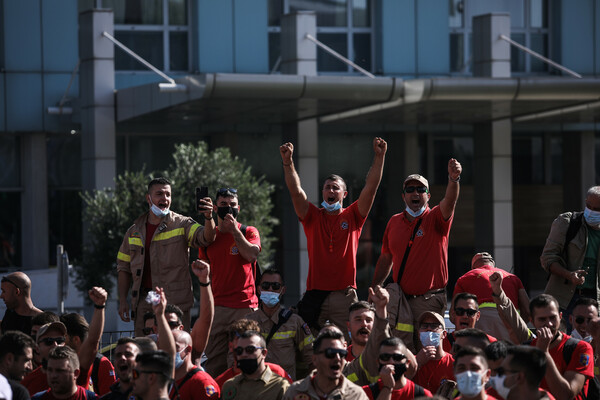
left=200, top=187, right=262, bottom=377
left=117, top=177, right=216, bottom=336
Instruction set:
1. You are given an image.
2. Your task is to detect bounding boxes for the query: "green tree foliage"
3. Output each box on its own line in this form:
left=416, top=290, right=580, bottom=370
left=76, top=142, right=277, bottom=296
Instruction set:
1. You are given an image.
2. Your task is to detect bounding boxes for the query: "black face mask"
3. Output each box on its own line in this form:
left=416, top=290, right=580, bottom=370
left=379, top=362, right=407, bottom=381
left=217, top=206, right=239, bottom=220
left=237, top=358, right=259, bottom=375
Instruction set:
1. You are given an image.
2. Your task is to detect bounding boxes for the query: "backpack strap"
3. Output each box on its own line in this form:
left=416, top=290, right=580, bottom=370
left=414, top=384, right=426, bottom=397
left=265, top=308, right=293, bottom=345
left=562, top=337, right=580, bottom=365
left=90, top=353, right=103, bottom=394
left=367, top=382, right=381, bottom=399
left=395, top=219, right=423, bottom=283
left=564, top=212, right=584, bottom=260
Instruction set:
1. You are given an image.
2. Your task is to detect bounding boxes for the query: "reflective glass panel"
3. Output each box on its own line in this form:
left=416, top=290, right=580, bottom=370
left=169, top=0, right=187, bottom=25
left=290, top=0, right=347, bottom=27
left=530, top=0, right=547, bottom=28
left=450, top=33, right=464, bottom=72
left=510, top=33, right=525, bottom=72
left=449, top=0, right=464, bottom=28
left=0, top=135, right=20, bottom=187
left=106, top=0, right=163, bottom=25
left=317, top=33, right=347, bottom=71
left=169, top=31, right=188, bottom=71
left=353, top=0, right=370, bottom=27
left=353, top=33, right=371, bottom=71
left=530, top=33, right=548, bottom=72
left=115, top=31, right=164, bottom=70
left=47, top=136, right=81, bottom=188
left=269, top=32, right=281, bottom=71
left=268, top=0, right=283, bottom=26
left=0, top=192, right=20, bottom=268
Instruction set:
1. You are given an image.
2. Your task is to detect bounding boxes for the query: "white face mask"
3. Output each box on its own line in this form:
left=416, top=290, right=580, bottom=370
left=405, top=204, right=426, bottom=218
left=456, top=371, right=484, bottom=397
left=150, top=199, right=169, bottom=217
left=570, top=328, right=593, bottom=343
left=321, top=200, right=342, bottom=212
left=584, top=207, right=600, bottom=228
left=490, top=373, right=516, bottom=399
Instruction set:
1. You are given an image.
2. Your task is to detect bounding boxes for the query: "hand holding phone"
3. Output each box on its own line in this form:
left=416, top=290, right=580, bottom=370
left=196, top=186, right=209, bottom=212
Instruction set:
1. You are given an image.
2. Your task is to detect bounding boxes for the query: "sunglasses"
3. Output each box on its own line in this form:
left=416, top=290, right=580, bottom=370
left=260, top=282, right=282, bottom=291
left=142, top=327, right=153, bottom=335
left=167, top=321, right=181, bottom=329
left=132, top=369, right=165, bottom=380
left=1, top=276, right=21, bottom=289
left=455, top=307, right=478, bottom=317
left=420, top=323, right=442, bottom=330
left=217, top=188, right=237, bottom=197
left=494, top=367, right=519, bottom=377
left=575, top=316, right=593, bottom=324
left=317, top=348, right=348, bottom=359
left=39, top=337, right=66, bottom=346
left=404, top=186, right=428, bottom=194
left=379, top=353, right=406, bottom=362
left=234, top=345, right=264, bottom=356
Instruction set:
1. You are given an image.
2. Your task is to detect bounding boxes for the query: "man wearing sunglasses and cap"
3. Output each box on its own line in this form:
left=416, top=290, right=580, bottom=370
left=453, top=252, right=530, bottom=343
left=0, top=272, right=42, bottom=335
left=117, top=177, right=216, bottom=336
left=200, top=187, right=261, bottom=377
left=372, top=159, right=462, bottom=350
left=245, top=268, right=314, bottom=380
left=221, top=330, right=289, bottom=400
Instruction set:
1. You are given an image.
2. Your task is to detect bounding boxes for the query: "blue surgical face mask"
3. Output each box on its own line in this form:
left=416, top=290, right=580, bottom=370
left=456, top=371, right=484, bottom=397
left=260, top=291, right=280, bottom=308
left=150, top=200, right=169, bottom=217
left=419, top=331, right=441, bottom=348
left=405, top=204, right=426, bottom=218
left=174, top=350, right=185, bottom=369
left=490, top=373, right=514, bottom=400
left=321, top=201, right=342, bottom=212
left=584, top=207, right=600, bottom=227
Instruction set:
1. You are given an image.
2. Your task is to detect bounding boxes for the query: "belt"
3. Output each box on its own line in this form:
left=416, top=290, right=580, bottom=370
left=575, top=287, right=596, bottom=297
left=405, top=288, right=445, bottom=300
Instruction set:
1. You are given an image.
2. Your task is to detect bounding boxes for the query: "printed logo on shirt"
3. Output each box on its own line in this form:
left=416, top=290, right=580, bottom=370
left=247, top=230, right=258, bottom=240
left=132, top=231, right=141, bottom=238
left=302, top=323, right=312, bottom=336
left=230, top=245, right=240, bottom=255
left=416, top=229, right=424, bottom=237
left=340, top=220, right=349, bottom=230
left=222, top=386, right=237, bottom=400
left=205, top=385, right=217, bottom=397
left=580, top=353, right=591, bottom=367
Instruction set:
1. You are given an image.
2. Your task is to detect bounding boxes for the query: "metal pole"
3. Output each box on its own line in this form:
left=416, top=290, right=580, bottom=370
left=305, top=34, right=375, bottom=78
left=499, top=34, right=582, bottom=78
left=57, top=245, right=64, bottom=314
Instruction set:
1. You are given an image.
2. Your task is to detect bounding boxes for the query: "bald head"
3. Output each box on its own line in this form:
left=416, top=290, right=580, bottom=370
left=173, top=330, right=192, bottom=348
left=5, top=272, right=32, bottom=294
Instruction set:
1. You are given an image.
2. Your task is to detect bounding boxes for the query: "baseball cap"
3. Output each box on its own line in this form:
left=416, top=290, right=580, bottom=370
left=471, top=252, right=495, bottom=268
left=417, top=311, right=445, bottom=330
left=36, top=322, right=67, bottom=343
left=403, top=174, right=429, bottom=190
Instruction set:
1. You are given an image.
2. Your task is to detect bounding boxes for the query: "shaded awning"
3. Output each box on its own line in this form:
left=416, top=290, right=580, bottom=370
left=115, top=73, right=600, bottom=127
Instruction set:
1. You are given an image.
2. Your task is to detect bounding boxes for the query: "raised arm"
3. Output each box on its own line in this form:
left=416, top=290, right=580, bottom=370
left=154, top=287, right=176, bottom=378
left=197, top=196, right=216, bottom=244
left=357, top=137, right=387, bottom=218
left=191, top=260, right=214, bottom=354
left=78, top=287, right=108, bottom=375
left=439, top=158, right=462, bottom=221
left=489, top=272, right=531, bottom=344
left=280, top=142, right=310, bottom=219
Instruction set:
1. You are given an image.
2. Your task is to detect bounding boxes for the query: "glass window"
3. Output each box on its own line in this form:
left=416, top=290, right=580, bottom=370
left=0, top=192, right=20, bottom=268
left=269, top=0, right=373, bottom=74
left=450, top=33, right=464, bottom=73
left=0, top=136, right=20, bottom=188
left=103, top=0, right=190, bottom=72
left=433, top=137, right=473, bottom=184
left=530, top=33, right=548, bottom=72
left=47, top=136, right=81, bottom=188
left=530, top=0, right=547, bottom=28
left=449, top=0, right=464, bottom=28
left=512, top=136, right=544, bottom=184
left=48, top=190, right=82, bottom=264
left=510, top=33, right=526, bottom=72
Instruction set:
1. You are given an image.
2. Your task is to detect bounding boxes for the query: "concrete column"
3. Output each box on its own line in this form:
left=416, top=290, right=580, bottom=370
left=21, top=133, right=49, bottom=269
left=281, top=12, right=317, bottom=303
left=79, top=9, right=116, bottom=193
left=472, top=13, right=513, bottom=269
left=562, top=131, right=595, bottom=210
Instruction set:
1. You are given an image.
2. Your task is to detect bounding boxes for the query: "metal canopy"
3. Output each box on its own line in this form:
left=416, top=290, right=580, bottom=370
left=115, top=73, right=600, bottom=127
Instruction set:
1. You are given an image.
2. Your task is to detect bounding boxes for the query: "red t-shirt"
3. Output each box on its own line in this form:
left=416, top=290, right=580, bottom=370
left=363, top=379, right=433, bottom=399
left=169, top=369, right=220, bottom=400
left=442, top=332, right=497, bottom=353
left=76, top=356, right=116, bottom=395
left=22, top=366, right=48, bottom=396
left=532, top=334, right=594, bottom=400
left=381, top=206, right=453, bottom=295
left=414, top=353, right=455, bottom=394
left=143, top=222, right=159, bottom=289
left=346, top=344, right=357, bottom=362
left=300, top=201, right=366, bottom=291
left=31, top=386, right=96, bottom=400
left=199, top=223, right=260, bottom=308
left=214, top=362, right=292, bottom=389
left=453, top=266, right=524, bottom=305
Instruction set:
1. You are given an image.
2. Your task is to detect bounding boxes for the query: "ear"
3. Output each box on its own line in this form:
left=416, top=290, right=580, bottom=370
left=146, top=194, right=151, bottom=207
left=343, top=191, right=348, bottom=199
left=483, top=368, right=491, bottom=384
left=73, top=368, right=80, bottom=379
left=427, top=193, right=431, bottom=201
left=212, top=204, right=218, bottom=213
left=569, top=314, right=575, bottom=325
left=475, top=311, right=481, bottom=321
left=441, top=330, right=447, bottom=340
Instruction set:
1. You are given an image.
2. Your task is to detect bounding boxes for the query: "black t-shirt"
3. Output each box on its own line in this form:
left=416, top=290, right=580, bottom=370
left=1, top=309, right=33, bottom=335
left=9, top=379, right=31, bottom=400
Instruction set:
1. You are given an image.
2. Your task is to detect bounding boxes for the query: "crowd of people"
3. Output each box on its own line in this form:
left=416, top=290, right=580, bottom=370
left=1, top=137, right=599, bottom=400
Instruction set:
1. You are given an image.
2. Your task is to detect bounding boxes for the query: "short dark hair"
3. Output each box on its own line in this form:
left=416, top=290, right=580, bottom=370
left=453, top=293, right=479, bottom=308
left=379, top=337, right=404, bottom=349
left=0, top=331, right=35, bottom=360
left=31, top=311, right=59, bottom=327
left=215, top=188, right=238, bottom=201
left=116, top=337, right=140, bottom=349
left=143, top=311, right=156, bottom=324
left=484, top=340, right=511, bottom=361
left=148, top=177, right=171, bottom=193
left=48, top=345, right=80, bottom=371
left=454, top=328, right=490, bottom=350
left=454, top=346, right=488, bottom=369
left=261, top=268, right=284, bottom=283
left=349, top=301, right=375, bottom=316
left=313, top=326, right=345, bottom=353
left=529, top=294, right=559, bottom=318
left=238, top=330, right=266, bottom=348
left=323, top=174, right=347, bottom=191
left=165, top=304, right=183, bottom=323
left=136, top=350, right=172, bottom=385
left=228, top=319, right=261, bottom=342
left=60, top=313, right=89, bottom=341
left=574, top=297, right=599, bottom=310
left=134, top=337, right=158, bottom=354
left=506, top=346, right=546, bottom=387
